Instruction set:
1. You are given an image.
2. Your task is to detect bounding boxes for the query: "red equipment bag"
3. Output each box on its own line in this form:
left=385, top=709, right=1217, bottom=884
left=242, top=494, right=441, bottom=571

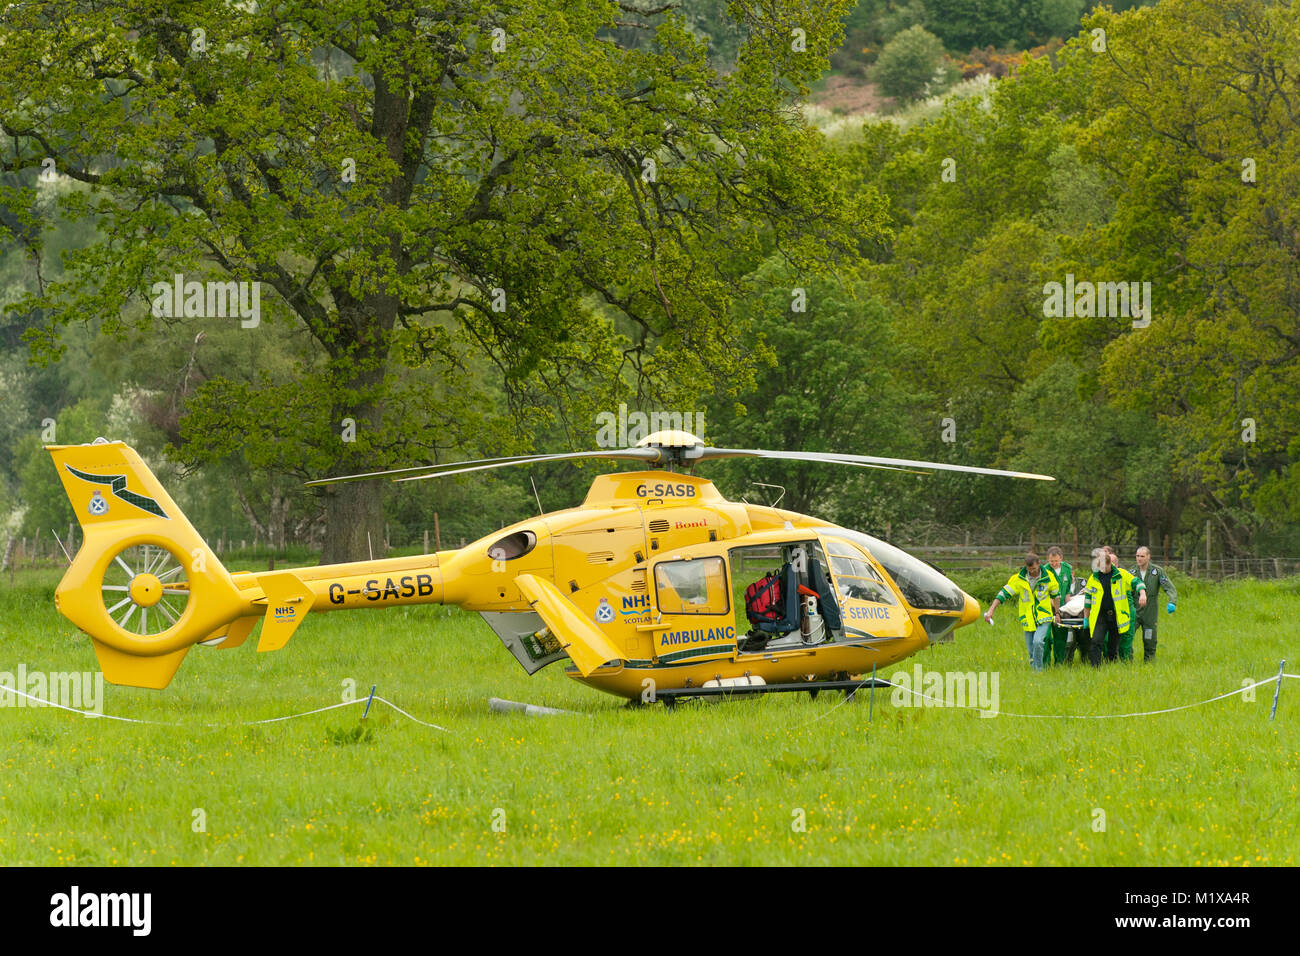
left=745, top=570, right=785, bottom=626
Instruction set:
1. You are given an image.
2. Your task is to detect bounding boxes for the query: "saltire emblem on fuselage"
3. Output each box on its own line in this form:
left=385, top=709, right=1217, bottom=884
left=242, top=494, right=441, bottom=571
left=65, top=465, right=169, bottom=519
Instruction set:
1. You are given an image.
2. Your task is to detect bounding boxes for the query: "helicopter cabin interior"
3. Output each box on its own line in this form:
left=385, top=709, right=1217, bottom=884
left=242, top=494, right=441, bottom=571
left=648, top=537, right=852, bottom=653
left=648, top=529, right=965, bottom=657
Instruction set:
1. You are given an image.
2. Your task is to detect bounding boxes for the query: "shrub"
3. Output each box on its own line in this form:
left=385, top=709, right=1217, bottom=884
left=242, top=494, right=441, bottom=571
left=871, top=26, right=948, bottom=102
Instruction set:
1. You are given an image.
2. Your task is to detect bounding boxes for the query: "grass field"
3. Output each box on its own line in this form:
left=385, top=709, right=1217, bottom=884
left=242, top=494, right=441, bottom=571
left=1, top=562, right=1296, bottom=865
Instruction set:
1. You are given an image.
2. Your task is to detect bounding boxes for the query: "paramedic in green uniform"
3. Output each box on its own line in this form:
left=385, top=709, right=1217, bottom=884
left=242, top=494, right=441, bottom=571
left=1043, top=546, right=1072, bottom=666
left=1131, top=546, right=1177, bottom=661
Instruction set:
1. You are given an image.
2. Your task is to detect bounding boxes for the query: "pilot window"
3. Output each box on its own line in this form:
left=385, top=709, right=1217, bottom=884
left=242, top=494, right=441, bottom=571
left=818, top=527, right=966, bottom=612
left=654, top=557, right=730, bottom=615
left=826, top=539, right=898, bottom=606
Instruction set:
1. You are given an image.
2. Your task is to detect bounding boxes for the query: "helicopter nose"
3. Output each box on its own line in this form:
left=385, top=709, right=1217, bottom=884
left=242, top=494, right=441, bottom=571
left=958, top=591, right=981, bottom=627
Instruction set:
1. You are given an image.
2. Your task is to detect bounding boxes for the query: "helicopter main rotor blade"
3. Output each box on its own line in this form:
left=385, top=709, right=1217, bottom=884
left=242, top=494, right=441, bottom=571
left=697, top=448, right=1054, bottom=481
left=392, top=449, right=664, bottom=483
left=306, top=448, right=664, bottom=487
left=306, top=454, right=554, bottom=487
left=695, top=448, right=930, bottom=474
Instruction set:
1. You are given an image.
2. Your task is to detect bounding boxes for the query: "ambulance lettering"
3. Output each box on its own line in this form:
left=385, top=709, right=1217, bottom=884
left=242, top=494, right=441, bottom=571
left=658, top=625, right=736, bottom=648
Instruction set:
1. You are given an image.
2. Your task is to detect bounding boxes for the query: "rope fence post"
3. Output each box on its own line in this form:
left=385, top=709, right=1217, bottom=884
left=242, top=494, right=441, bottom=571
left=1270, top=660, right=1285, bottom=721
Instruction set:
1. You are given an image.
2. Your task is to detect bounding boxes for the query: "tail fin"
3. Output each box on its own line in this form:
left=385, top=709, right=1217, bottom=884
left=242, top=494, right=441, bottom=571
left=48, top=440, right=251, bottom=688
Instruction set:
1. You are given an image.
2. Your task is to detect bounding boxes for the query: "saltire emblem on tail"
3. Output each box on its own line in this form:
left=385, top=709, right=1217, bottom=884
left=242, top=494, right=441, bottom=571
left=65, top=465, right=169, bottom=519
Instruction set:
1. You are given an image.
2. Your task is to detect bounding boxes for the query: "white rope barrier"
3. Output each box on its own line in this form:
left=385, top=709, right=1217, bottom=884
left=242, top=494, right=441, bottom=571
left=786, top=673, right=1296, bottom=729
left=0, top=683, right=448, bottom=731
left=0, top=683, right=165, bottom=724
left=3, top=673, right=1293, bottom=729
left=878, top=674, right=1294, bottom=719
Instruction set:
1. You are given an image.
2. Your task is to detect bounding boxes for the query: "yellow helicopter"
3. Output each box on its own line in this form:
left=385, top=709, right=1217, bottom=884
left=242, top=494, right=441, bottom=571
left=45, top=432, right=1052, bottom=702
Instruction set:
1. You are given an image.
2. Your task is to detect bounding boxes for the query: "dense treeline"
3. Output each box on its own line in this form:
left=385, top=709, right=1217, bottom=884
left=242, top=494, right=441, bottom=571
left=1, top=0, right=1296, bottom=564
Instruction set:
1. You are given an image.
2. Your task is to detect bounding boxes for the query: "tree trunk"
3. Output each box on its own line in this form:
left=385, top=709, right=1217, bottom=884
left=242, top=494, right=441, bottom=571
left=319, top=479, right=386, bottom=564
left=318, top=309, right=392, bottom=565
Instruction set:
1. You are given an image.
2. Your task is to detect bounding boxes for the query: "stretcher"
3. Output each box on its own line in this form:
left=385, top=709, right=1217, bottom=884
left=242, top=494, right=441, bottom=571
left=1059, top=591, right=1089, bottom=655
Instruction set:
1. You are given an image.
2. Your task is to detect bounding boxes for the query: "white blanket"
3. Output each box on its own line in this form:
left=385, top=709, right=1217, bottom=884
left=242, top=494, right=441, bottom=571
left=1061, top=592, right=1087, bottom=616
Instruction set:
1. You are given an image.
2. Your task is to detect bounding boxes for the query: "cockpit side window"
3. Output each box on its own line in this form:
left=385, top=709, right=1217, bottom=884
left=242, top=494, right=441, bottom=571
left=825, top=537, right=898, bottom=606
left=818, top=528, right=965, bottom=612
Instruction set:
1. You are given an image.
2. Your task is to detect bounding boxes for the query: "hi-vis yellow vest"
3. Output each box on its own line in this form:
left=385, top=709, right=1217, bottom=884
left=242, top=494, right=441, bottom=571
left=997, top=569, right=1058, bottom=631
left=1083, top=568, right=1144, bottom=634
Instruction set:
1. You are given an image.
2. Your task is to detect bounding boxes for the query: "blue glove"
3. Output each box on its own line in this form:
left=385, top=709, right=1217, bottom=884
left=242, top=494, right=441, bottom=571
left=1166, top=602, right=1176, bottom=614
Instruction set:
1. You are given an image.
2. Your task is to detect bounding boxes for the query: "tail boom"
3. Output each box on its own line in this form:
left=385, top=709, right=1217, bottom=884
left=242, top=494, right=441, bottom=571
left=47, top=441, right=467, bottom=689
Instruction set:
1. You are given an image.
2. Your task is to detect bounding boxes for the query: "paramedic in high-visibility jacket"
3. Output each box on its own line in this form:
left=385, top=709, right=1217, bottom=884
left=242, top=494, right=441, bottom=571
left=1108, top=545, right=1141, bottom=661
left=984, top=552, right=1060, bottom=671
left=1082, top=547, right=1146, bottom=666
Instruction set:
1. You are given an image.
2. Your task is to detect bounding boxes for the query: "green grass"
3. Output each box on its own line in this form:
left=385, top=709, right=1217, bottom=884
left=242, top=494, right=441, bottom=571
left=1, top=566, right=1296, bottom=865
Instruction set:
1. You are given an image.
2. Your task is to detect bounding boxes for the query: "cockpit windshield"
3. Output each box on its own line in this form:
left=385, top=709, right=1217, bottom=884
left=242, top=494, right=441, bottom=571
left=815, top=527, right=966, bottom=612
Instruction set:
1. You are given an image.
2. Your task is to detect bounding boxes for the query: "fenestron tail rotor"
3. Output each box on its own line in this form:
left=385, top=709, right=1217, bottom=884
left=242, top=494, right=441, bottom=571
left=47, top=440, right=303, bottom=690
left=99, top=544, right=192, bottom=638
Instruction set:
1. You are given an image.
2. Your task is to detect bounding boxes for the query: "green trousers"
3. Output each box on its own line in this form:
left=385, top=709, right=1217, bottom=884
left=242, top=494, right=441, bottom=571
left=1140, top=622, right=1158, bottom=661
left=1119, top=624, right=1135, bottom=661
left=1044, top=624, right=1068, bottom=666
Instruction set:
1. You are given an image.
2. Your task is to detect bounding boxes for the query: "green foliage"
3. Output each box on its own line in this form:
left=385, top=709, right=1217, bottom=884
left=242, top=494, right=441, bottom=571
left=0, top=0, right=878, bottom=561
left=1, top=0, right=1297, bottom=563
left=327, top=723, right=377, bottom=747
left=13, top=395, right=119, bottom=536
left=820, top=0, right=1300, bottom=555
left=924, top=0, right=1096, bottom=50
left=947, top=566, right=1013, bottom=602
left=878, top=1, right=929, bottom=42
left=704, top=260, right=924, bottom=528
left=871, top=25, right=947, bottom=101
left=1063, top=0, right=1300, bottom=552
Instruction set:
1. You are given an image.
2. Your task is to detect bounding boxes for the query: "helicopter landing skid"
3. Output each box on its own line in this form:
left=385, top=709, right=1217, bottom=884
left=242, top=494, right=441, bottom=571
left=646, top=678, right=892, bottom=709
